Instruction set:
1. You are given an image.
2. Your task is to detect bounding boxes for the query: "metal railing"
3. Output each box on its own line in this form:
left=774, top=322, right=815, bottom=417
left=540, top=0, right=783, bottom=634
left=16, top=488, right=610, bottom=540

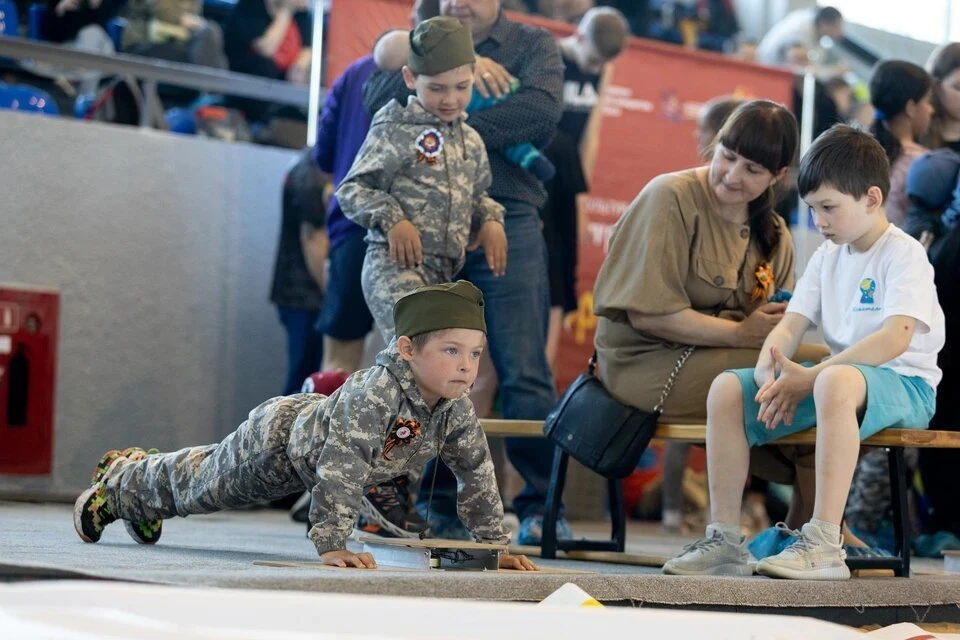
left=0, top=35, right=314, bottom=128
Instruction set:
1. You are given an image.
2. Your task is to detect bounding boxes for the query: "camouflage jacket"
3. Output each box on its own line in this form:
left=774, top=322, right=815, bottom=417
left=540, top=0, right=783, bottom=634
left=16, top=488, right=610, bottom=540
left=336, top=97, right=504, bottom=268
left=286, top=342, right=508, bottom=555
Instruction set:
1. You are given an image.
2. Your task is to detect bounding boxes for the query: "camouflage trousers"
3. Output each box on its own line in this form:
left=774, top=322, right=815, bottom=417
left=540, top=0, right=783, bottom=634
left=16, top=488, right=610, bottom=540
left=361, top=244, right=459, bottom=343
left=104, top=395, right=317, bottom=522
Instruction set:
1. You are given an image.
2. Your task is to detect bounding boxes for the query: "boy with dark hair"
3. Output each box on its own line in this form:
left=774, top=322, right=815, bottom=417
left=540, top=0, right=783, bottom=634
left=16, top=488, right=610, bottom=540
left=74, top=281, right=538, bottom=571
left=338, top=16, right=506, bottom=343
left=664, top=124, right=945, bottom=580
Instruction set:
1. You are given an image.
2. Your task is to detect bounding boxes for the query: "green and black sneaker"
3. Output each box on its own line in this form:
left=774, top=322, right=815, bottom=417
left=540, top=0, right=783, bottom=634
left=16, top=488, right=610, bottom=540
left=74, top=473, right=118, bottom=543
left=88, top=447, right=164, bottom=545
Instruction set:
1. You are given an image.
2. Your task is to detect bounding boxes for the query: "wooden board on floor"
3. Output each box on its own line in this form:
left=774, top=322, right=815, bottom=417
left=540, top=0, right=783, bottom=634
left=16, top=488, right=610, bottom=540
left=253, top=560, right=594, bottom=574
left=509, top=545, right=667, bottom=568
left=356, top=536, right=507, bottom=551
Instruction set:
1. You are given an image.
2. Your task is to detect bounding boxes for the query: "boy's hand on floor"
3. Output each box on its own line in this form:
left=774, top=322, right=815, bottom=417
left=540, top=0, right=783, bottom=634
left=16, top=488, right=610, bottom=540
left=467, top=221, right=507, bottom=276
left=499, top=553, right=538, bottom=571
left=320, top=550, right=377, bottom=569
left=388, top=220, right=423, bottom=268
left=755, top=346, right=815, bottom=430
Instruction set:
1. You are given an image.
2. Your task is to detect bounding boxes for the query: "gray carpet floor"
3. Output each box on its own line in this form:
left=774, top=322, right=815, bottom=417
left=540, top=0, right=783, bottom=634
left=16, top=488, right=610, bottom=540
left=2, top=500, right=958, bottom=609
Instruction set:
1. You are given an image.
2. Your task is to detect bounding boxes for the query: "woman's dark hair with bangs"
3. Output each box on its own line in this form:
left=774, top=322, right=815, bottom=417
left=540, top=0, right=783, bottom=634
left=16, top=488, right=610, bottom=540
left=716, top=100, right=799, bottom=259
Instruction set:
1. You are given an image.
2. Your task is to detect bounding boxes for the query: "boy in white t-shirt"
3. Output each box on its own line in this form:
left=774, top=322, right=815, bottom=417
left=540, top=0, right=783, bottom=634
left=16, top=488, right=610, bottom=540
left=663, top=124, right=945, bottom=581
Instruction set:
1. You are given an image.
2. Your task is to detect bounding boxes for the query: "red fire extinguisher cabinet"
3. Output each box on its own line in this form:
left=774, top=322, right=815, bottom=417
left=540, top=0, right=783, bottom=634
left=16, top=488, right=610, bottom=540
left=0, top=284, right=59, bottom=475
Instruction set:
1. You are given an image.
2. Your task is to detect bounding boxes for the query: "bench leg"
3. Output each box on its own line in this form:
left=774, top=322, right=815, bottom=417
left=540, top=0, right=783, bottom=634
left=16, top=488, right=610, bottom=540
left=608, top=478, right=626, bottom=553
left=887, top=447, right=911, bottom=578
left=541, top=445, right=568, bottom=560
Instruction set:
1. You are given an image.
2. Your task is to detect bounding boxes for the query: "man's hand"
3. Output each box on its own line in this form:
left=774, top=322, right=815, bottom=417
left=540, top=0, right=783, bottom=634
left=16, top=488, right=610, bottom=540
left=474, top=57, right=514, bottom=99
left=320, top=550, right=377, bottom=568
left=755, top=346, right=816, bottom=430
left=499, top=553, right=539, bottom=571
left=467, top=220, right=507, bottom=276
left=388, top=219, right=423, bottom=268
left=734, top=302, right=787, bottom=348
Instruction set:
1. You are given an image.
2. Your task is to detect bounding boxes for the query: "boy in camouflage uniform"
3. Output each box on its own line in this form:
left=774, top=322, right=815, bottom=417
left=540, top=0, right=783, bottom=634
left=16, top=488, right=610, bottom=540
left=74, top=281, right=537, bottom=571
left=337, top=17, right=507, bottom=342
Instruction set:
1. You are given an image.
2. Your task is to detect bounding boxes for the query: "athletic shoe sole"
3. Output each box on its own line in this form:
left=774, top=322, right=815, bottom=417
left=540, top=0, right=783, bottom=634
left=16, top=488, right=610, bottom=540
left=358, top=496, right=421, bottom=539
left=755, top=559, right=850, bottom=580
left=662, top=560, right=756, bottom=577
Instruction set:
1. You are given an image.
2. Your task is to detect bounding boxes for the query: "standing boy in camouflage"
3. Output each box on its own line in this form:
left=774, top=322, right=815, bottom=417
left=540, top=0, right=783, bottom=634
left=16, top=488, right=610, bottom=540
left=74, top=281, right=537, bottom=571
left=336, top=16, right=506, bottom=342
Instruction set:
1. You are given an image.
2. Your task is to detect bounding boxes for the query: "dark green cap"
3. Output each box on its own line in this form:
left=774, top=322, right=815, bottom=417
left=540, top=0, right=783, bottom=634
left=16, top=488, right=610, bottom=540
left=394, top=280, right=486, bottom=338
left=408, top=16, right=476, bottom=76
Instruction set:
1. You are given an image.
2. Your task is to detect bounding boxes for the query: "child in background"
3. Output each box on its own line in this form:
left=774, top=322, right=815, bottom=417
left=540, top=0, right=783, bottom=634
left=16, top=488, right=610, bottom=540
left=338, top=17, right=506, bottom=343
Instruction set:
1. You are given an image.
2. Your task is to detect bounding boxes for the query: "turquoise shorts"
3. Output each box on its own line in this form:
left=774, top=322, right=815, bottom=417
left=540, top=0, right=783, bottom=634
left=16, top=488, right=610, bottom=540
left=727, top=364, right=936, bottom=447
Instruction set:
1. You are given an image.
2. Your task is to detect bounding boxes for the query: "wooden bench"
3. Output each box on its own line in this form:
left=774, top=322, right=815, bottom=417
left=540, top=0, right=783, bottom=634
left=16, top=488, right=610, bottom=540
left=480, top=419, right=960, bottom=577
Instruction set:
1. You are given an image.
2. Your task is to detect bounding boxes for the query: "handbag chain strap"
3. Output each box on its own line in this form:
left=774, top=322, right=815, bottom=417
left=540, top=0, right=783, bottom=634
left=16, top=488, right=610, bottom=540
left=653, top=345, right=695, bottom=413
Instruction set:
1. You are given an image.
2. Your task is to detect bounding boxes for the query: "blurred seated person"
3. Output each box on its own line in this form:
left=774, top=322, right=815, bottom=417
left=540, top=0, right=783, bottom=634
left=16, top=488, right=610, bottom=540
left=121, top=0, right=228, bottom=69
left=224, top=0, right=311, bottom=122
left=694, top=0, right=739, bottom=53
left=32, top=0, right=121, bottom=95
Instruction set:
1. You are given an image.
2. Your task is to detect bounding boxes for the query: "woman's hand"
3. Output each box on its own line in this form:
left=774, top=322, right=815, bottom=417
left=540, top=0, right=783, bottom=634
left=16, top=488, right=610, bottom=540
left=319, top=549, right=377, bottom=568
left=734, top=302, right=787, bottom=348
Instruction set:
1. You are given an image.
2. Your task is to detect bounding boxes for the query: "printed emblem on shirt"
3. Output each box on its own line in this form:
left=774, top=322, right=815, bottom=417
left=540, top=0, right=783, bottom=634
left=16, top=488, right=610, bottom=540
left=854, top=277, right=881, bottom=312
left=383, top=418, right=422, bottom=460
left=859, top=278, right=876, bottom=304
left=415, top=128, right=443, bottom=165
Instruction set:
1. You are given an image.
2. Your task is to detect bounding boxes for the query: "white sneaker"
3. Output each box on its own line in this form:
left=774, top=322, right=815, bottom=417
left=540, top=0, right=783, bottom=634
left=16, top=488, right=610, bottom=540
left=756, top=522, right=850, bottom=580
left=662, top=524, right=757, bottom=576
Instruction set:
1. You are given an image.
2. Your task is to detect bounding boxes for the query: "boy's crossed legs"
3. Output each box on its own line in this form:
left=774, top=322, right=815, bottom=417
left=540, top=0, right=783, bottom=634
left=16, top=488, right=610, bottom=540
left=664, top=362, right=930, bottom=580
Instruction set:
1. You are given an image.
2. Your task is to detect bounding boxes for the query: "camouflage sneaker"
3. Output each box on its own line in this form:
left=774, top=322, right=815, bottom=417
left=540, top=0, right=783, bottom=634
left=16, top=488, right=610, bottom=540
left=358, top=477, right=427, bottom=538
left=74, top=455, right=125, bottom=543
left=90, top=447, right=163, bottom=545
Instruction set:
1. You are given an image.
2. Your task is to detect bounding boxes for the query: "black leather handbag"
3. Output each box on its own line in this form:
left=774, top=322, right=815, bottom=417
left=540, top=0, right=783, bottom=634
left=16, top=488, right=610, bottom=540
left=543, top=347, right=694, bottom=479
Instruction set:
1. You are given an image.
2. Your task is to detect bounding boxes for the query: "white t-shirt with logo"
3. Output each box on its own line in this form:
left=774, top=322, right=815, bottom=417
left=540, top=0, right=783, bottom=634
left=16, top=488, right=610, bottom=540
left=788, top=224, right=945, bottom=390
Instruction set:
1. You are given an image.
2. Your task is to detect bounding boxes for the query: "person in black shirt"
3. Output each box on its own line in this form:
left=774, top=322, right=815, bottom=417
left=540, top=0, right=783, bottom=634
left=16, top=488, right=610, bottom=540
left=543, top=7, right=629, bottom=368
left=270, top=151, right=329, bottom=396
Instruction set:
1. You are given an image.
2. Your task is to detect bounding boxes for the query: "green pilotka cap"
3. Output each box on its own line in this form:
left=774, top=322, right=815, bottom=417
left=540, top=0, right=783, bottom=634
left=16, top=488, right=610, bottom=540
left=407, top=16, right=476, bottom=76
left=394, top=281, right=487, bottom=338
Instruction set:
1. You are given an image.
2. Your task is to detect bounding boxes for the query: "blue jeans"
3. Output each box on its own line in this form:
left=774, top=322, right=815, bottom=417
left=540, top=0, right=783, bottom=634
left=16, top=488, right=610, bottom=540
left=277, top=306, right=324, bottom=396
left=417, top=199, right=560, bottom=521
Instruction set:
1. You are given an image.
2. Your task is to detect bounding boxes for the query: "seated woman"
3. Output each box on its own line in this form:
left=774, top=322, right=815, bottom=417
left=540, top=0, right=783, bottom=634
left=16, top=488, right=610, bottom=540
left=223, top=0, right=311, bottom=123
left=120, top=0, right=228, bottom=69
left=591, top=99, right=833, bottom=549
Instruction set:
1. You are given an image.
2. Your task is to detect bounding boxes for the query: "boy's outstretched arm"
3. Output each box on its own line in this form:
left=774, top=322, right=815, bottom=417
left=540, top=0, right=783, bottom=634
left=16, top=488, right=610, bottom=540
left=306, top=387, right=383, bottom=566
left=439, top=405, right=539, bottom=571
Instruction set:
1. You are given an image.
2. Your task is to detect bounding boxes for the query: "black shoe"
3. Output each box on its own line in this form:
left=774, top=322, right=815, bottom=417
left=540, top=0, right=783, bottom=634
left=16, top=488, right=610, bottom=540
left=358, top=477, right=427, bottom=538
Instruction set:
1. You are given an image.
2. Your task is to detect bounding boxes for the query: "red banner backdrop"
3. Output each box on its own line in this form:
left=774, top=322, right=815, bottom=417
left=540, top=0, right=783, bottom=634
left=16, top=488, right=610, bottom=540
left=326, top=0, right=795, bottom=392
